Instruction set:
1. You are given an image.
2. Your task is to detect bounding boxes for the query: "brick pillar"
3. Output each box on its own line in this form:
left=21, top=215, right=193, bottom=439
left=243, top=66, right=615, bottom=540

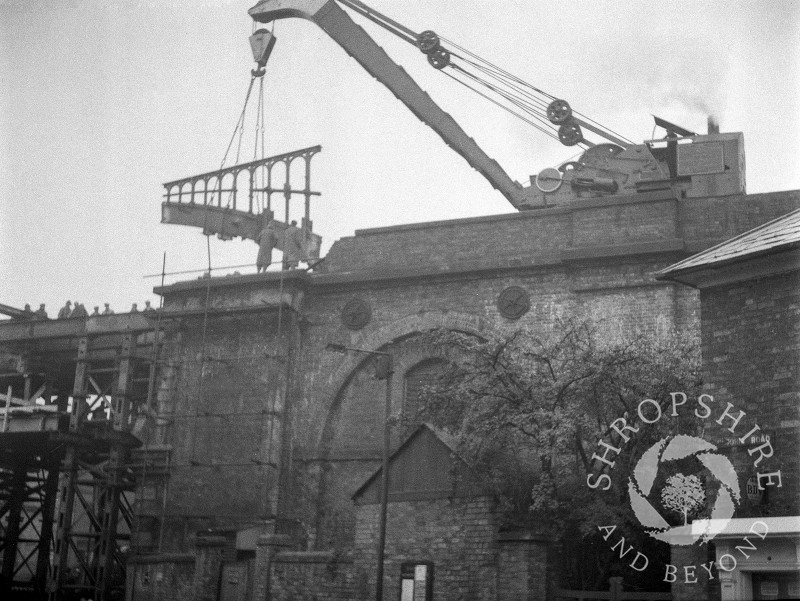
left=193, top=535, right=228, bottom=601
left=670, top=545, right=717, bottom=601
left=253, top=533, right=292, bottom=600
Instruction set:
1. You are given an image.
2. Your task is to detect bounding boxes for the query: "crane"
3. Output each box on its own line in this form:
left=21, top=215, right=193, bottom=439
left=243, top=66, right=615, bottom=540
left=248, top=0, right=745, bottom=208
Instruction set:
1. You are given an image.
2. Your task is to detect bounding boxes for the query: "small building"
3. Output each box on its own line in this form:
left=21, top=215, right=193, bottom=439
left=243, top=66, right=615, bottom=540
left=658, top=208, right=800, bottom=600
left=258, top=423, right=552, bottom=601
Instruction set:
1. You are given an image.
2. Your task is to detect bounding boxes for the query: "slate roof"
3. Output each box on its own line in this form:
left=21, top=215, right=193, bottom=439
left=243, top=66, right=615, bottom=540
left=658, top=208, right=800, bottom=278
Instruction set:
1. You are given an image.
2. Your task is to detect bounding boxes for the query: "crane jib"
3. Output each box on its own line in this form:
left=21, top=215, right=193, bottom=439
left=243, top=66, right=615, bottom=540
left=247, top=1, right=745, bottom=207
left=248, top=0, right=540, bottom=210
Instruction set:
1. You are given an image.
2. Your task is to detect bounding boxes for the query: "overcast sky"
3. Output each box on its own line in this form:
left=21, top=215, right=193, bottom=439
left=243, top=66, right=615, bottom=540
left=1, top=0, right=798, bottom=316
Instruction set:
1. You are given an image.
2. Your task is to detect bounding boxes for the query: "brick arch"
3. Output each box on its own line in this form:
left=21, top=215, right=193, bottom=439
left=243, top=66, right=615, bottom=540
left=313, top=311, right=491, bottom=450
left=306, top=311, right=492, bottom=548
left=306, top=310, right=493, bottom=456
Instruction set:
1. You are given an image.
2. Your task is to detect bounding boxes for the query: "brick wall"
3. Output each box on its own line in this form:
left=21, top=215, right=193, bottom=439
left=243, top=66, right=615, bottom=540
left=269, top=553, right=359, bottom=601
left=497, top=533, right=551, bottom=600
left=355, top=497, right=500, bottom=601
left=320, top=192, right=800, bottom=275
left=152, top=308, right=290, bottom=551
left=699, top=270, right=800, bottom=516
left=137, top=190, right=800, bottom=600
left=128, top=555, right=195, bottom=601
left=296, top=257, right=691, bottom=546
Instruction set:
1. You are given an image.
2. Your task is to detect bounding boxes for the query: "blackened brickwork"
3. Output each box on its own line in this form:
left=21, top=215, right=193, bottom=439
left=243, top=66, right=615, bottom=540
left=138, top=189, right=800, bottom=600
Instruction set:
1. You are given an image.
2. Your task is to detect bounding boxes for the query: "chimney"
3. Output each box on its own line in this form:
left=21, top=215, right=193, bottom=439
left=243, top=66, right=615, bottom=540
left=707, top=116, right=719, bottom=134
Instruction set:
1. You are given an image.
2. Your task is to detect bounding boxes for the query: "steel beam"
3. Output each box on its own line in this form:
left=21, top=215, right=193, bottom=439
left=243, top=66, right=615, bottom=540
left=0, top=465, right=27, bottom=594
left=49, top=336, right=88, bottom=600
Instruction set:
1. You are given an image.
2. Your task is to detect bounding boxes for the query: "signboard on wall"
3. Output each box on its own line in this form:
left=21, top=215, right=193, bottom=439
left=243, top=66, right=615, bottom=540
left=400, top=562, right=433, bottom=601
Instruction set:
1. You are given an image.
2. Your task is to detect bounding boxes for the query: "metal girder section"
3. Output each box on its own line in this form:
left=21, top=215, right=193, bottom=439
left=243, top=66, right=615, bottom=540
left=96, top=333, right=132, bottom=597
left=161, top=144, right=323, bottom=246
left=36, top=467, right=59, bottom=596
left=160, top=204, right=322, bottom=258
left=41, top=332, right=140, bottom=601
left=0, top=464, right=58, bottom=599
left=48, top=336, right=88, bottom=600
left=0, top=466, right=27, bottom=590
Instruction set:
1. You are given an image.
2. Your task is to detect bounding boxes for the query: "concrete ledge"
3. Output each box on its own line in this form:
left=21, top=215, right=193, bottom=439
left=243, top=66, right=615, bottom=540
left=573, top=281, right=675, bottom=294
left=195, top=534, right=230, bottom=547
left=309, top=255, right=563, bottom=288
left=273, top=551, right=353, bottom=564
left=354, top=190, right=679, bottom=237
left=561, top=238, right=685, bottom=262
left=154, top=270, right=309, bottom=295
left=128, top=553, right=196, bottom=564
left=498, top=529, right=553, bottom=543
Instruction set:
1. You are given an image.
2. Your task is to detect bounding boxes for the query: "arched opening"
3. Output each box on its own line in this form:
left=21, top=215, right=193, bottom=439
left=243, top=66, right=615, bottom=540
left=402, top=358, right=448, bottom=437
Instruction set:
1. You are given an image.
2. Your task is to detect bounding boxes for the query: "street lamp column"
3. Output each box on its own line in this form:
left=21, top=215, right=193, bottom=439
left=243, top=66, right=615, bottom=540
left=374, top=353, right=392, bottom=601
left=325, top=344, right=393, bottom=601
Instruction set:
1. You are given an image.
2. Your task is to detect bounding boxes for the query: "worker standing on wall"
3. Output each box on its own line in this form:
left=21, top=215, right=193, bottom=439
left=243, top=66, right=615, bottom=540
left=57, top=301, right=72, bottom=319
left=257, top=218, right=279, bottom=273
left=283, top=220, right=304, bottom=270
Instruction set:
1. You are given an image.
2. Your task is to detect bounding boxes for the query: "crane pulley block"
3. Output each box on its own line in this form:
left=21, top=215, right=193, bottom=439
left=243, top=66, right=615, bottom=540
left=250, top=28, right=277, bottom=76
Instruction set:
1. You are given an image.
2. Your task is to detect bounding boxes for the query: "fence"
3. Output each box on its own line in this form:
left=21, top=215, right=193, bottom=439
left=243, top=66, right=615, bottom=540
left=556, top=577, right=672, bottom=601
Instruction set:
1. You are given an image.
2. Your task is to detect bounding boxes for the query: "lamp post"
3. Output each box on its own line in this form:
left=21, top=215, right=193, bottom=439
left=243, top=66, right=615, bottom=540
left=325, top=343, right=393, bottom=601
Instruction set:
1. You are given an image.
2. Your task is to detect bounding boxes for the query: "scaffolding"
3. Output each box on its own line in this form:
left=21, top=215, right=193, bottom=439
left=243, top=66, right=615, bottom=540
left=0, top=314, right=163, bottom=600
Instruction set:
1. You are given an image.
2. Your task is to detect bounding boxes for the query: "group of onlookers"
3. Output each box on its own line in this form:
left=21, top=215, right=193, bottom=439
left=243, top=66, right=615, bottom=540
left=20, top=300, right=157, bottom=320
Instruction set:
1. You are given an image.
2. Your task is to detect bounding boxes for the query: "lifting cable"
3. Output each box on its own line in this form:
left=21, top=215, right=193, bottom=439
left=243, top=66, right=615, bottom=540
left=439, top=35, right=634, bottom=146
left=445, top=55, right=585, bottom=146
left=343, top=0, right=633, bottom=148
left=191, top=60, right=283, bottom=475
left=247, top=52, right=282, bottom=503
left=192, top=71, right=251, bottom=459
left=253, top=77, right=268, bottom=213
left=444, top=66, right=565, bottom=144
left=220, top=75, right=258, bottom=208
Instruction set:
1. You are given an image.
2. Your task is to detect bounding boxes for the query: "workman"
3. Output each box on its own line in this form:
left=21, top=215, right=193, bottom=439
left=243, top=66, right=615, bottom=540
left=283, top=220, right=304, bottom=270
left=57, top=301, right=72, bottom=319
left=256, top=219, right=278, bottom=273
left=70, top=303, right=88, bottom=318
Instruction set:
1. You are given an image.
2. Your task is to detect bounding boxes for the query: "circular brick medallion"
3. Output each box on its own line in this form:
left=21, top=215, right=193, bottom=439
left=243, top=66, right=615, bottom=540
left=497, top=286, right=530, bottom=320
left=341, top=298, right=371, bottom=330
